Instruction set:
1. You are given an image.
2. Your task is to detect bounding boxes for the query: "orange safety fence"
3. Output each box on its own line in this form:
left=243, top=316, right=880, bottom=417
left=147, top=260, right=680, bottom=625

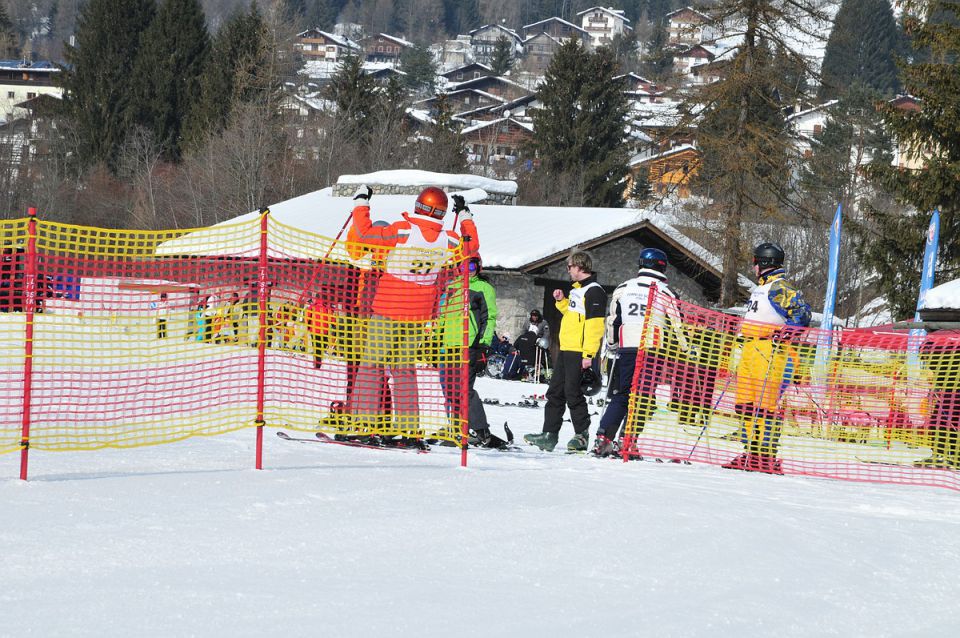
left=0, top=210, right=472, bottom=476
left=621, top=285, right=960, bottom=490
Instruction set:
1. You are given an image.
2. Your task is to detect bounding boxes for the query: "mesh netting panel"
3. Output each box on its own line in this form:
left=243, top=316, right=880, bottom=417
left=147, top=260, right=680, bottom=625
left=622, top=287, right=960, bottom=490
left=0, top=212, right=469, bottom=456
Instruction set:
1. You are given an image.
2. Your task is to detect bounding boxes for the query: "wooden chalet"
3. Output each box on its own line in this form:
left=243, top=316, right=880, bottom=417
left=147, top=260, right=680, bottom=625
left=629, top=144, right=701, bottom=199
left=363, top=33, right=413, bottom=67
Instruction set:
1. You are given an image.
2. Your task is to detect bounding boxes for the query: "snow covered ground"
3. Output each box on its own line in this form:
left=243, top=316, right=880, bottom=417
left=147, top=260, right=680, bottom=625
left=2, top=377, right=959, bottom=637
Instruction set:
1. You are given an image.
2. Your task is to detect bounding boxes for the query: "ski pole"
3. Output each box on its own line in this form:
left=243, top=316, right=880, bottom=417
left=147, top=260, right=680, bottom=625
left=323, top=213, right=352, bottom=262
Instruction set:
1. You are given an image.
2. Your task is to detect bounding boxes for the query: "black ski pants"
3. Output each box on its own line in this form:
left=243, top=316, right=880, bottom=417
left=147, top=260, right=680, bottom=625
left=542, top=350, right=592, bottom=435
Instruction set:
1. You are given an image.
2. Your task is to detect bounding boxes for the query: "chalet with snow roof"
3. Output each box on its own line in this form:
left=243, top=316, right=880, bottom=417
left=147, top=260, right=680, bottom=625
left=430, top=36, right=474, bottom=71
left=666, top=7, right=713, bottom=46
left=469, top=25, right=523, bottom=66
left=440, top=63, right=492, bottom=85
left=629, top=145, right=701, bottom=199
left=488, top=94, right=540, bottom=121
left=577, top=6, right=631, bottom=49
left=446, top=75, right=531, bottom=103
left=363, top=33, right=413, bottom=67
left=417, top=88, right=505, bottom=117
left=887, top=95, right=927, bottom=170
left=295, top=28, right=360, bottom=64
left=673, top=44, right=715, bottom=78
left=521, top=17, right=590, bottom=44
left=0, top=60, right=61, bottom=123
left=520, top=32, right=565, bottom=75
left=462, top=117, right=534, bottom=173
left=786, top=100, right=838, bottom=158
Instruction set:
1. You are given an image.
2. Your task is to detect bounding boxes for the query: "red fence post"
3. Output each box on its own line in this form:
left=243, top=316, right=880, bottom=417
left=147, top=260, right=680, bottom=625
left=19, top=208, right=38, bottom=480
left=255, top=210, right=269, bottom=470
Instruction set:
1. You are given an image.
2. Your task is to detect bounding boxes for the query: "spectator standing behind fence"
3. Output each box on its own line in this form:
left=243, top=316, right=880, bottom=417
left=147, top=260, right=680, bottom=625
left=593, top=248, right=686, bottom=457
left=524, top=250, right=607, bottom=453
left=722, top=242, right=810, bottom=475
left=153, top=292, right=169, bottom=339
left=305, top=295, right=332, bottom=369
left=343, top=185, right=479, bottom=446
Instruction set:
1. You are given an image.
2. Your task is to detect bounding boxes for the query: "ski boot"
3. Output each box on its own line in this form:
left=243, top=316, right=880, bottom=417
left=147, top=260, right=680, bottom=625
left=721, top=453, right=752, bottom=471
left=469, top=428, right=509, bottom=449
left=566, top=431, right=589, bottom=453
left=523, top=431, right=559, bottom=452
left=591, top=433, right=616, bottom=457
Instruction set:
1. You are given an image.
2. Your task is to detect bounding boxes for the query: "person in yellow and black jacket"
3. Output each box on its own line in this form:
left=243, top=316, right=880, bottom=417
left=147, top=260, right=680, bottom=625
left=524, top=250, right=607, bottom=452
left=723, top=242, right=811, bottom=475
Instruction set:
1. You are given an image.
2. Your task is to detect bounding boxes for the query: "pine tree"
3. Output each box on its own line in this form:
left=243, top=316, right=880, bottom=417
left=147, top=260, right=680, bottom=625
left=399, top=43, right=437, bottom=96
left=130, top=0, right=210, bottom=161
left=489, top=36, right=514, bottom=76
left=639, top=17, right=672, bottom=81
left=442, top=0, right=481, bottom=36
left=865, top=1, right=960, bottom=318
left=630, top=167, right=653, bottom=204
left=818, top=0, right=903, bottom=101
left=184, top=5, right=269, bottom=148
left=527, top=39, right=630, bottom=207
left=58, top=0, right=156, bottom=171
left=419, top=92, right=467, bottom=173
left=0, top=4, right=17, bottom=58
left=681, top=1, right=831, bottom=305
left=324, top=53, right=381, bottom=146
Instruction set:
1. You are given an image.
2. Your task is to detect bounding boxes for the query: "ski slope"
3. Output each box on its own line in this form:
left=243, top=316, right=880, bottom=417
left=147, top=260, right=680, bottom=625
left=1, top=377, right=958, bottom=637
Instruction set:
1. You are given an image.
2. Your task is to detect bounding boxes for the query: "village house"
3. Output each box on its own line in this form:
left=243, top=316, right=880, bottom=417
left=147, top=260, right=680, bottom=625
left=0, top=60, right=61, bottom=124
left=295, top=28, right=360, bottom=65
left=469, top=24, right=523, bottom=66
left=363, top=33, right=413, bottom=67
left=577, top=6, right=631, bottom=49
left=666, top=7, right=713, bottom=46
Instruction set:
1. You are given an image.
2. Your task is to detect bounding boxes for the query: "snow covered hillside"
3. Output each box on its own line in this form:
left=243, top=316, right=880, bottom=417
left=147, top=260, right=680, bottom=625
left=2, top=378, right=958, bottom=637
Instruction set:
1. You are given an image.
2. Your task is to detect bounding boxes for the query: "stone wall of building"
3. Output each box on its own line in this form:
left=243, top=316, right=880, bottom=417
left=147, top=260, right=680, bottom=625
left=332, top=183, right=515, bottom=206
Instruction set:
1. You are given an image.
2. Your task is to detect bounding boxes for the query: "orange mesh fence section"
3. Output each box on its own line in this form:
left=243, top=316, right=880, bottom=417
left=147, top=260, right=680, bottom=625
left=0, top=212, right=469, bottom=457
left=622, top=287, right=960, bottom=491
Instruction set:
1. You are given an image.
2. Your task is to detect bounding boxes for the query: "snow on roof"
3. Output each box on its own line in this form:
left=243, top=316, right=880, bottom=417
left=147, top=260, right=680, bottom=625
left=576, top=7, right=631, bottom=24
left=0, top=60, right=58, bottom=71
left=337, top=170, right=516, bottom=194
left=924, top=279, right=960, bottom=310
left=376, top=33, right=413, bottom=47
left=785, top=99, right=839, bottom=122
left=157, top=190, right=743, bottom=292
left=522, top=17, right=588, bottom=34
left=461, top=117, right=533, bottom=135
left=629, top=143, right=698, bottom=167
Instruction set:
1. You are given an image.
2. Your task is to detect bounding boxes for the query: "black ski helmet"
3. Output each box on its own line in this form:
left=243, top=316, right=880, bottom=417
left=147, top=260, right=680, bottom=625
left=753, top=243, right=785, bottom=270
left=580, top=367, right=603, bottom=397
left=639, top=247, right=668, bottom=273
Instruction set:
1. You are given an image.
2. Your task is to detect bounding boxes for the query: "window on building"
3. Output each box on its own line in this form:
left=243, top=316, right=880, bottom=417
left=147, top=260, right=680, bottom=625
left=6, top=91, right=13, bottom=99
left=813, top=124, right=823, bottom=135
left=27, top=92, right=36, bottom=99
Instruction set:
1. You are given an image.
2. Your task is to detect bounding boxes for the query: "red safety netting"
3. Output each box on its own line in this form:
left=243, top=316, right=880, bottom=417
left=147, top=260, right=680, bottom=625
left=0, top=210, right=472, bottom=476
left=621, top=286, right=959, bottom=490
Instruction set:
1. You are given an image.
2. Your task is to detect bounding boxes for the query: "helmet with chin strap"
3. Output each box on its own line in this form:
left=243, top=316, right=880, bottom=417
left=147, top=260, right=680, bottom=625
left=413, top=187, right=448, bottom=220
left=753, top=242, right=785, bottom=271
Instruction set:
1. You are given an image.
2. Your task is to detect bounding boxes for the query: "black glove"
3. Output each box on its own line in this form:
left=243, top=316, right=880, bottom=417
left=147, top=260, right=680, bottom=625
left=353, top=185, right=372, bottom=201
left=451, top=194, right=468, bottom=214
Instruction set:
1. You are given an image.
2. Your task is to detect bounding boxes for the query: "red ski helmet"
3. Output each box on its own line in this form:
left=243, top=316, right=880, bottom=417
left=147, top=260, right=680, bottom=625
left=413, top=187, right=448, bottom=220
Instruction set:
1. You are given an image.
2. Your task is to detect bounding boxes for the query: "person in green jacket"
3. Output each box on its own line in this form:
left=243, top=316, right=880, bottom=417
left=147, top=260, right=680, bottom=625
left=436, top=254, right=508, bottom=448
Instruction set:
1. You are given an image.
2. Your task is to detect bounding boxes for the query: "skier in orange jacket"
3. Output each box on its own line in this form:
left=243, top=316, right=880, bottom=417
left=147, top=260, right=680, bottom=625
left=344, top=185, right=479, bottom=446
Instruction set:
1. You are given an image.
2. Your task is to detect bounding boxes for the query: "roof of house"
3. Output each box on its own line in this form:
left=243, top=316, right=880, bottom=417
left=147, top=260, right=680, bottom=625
left=155, top=171, right=748, bottom=293
left=522, top=17, right=589, bottom=34
left=575, top=7, right=631, bottom=24
left=461, top=117, right=534, bottom=135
